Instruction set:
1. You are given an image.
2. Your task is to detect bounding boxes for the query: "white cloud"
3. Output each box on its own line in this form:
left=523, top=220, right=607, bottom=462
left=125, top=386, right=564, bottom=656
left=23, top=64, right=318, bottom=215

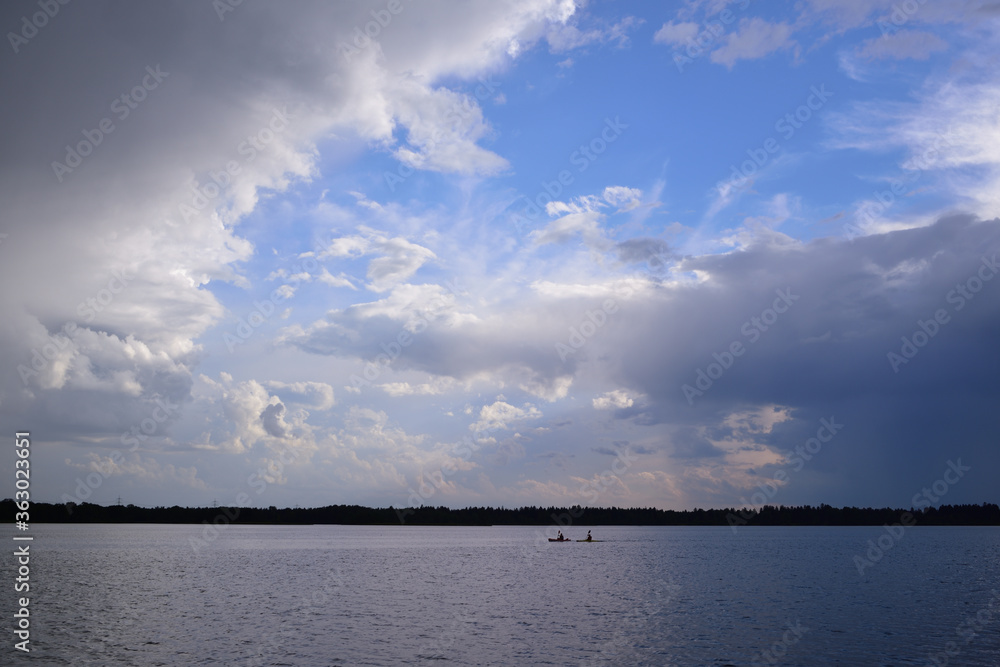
left=264, top=380, right=336, bottom=410
left=547, top=16, right=642, bottom=52
left=471, top=399, right=542, bottom=433
left=67, top=452, right=207, bottom=489
left=322, top=228, right=437, bottom=292
left=829, top=79, right=1000, bottom=218
left=710, top=18, right=795, bottom=68
left=189, top=374, right=320, bottom=459
left=653, top=21, right=700, bottom=46
left=856, top=30, right=949, bottom=61
left=602, top=186, right=643, bottom=210
left=317, top=269, right=358, bottom=289
left=530, top=210, right=607, bottom=247
left=378, top=378, right=457, bottom=396
left=530, top=188, right=646, bottom=248
left=593, top=389, right=635, bottom=410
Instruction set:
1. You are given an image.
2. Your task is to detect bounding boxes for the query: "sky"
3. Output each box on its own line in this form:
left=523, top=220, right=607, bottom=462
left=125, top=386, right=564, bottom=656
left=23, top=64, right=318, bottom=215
left=2, top=0, right=999, bottom=512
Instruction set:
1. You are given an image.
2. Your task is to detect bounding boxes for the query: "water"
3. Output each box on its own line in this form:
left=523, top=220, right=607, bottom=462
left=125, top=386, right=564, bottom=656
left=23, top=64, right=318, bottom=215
left=2, top=524, right=999, bottom=665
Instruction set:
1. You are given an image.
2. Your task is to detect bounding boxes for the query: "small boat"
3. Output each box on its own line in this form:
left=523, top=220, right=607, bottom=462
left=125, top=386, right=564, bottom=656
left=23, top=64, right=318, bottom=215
left=576, top=539, right=603, bottom=542
left=548, top=537, right=572, bottom=542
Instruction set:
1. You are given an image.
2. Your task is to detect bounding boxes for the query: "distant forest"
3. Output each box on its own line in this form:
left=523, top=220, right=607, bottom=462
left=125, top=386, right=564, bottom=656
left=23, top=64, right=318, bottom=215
left=4, top=500, right=1000, bottom=526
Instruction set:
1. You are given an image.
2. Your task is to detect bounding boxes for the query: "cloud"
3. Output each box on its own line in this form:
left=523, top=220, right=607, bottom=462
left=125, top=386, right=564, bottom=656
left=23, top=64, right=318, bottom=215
left=653, top=21, right=700, bottom=47
left=0, top=0, right=587, bottom=455
left=378, top=378, right=456, bottom=396
left=602, top=185, right=643, bottom=210
left=710, top=18, right=795, bottom=68
left=264, top=380, right=336, bottom=410
left=188, top=374, right=321, bottom=460
left=828, top=77, right=1000, bottom=218
left=67, top=452, right=207, bottom=490
left=471, top=399, right=543, bottom=433
left=530, top=187, right=641, bottom=247
left=4, top=0, right=1000, bottom=513
left=856, top=30, right=949, bottom=61
left=317, top=269, right=358, bottom=289
left=547, top=16, right=643, bottom=52
left=593, top=389, right=635, bottom=410
left=390, top=81, right=510, bottom=176
left=530, top=210, right=607, bottom=247
left=615, top=238, right=674, bottom=268
left=321, top=228, right=437, bottom=292
left=261, top=402, right=290, bottom=438
left=802, top=0, right=992, bottom=30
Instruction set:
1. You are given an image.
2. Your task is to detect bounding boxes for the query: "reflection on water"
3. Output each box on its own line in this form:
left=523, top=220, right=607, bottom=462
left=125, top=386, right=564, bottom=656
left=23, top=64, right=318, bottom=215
left=2, top=524, right=998, bottom=665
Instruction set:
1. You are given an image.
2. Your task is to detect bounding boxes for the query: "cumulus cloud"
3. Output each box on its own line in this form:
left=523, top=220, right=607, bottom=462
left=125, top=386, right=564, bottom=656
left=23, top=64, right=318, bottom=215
left=471, top=399, right=543, bottom=433
left=602, top=186, right=643, bottom=210
left=593, top=389, right=635, bottom=410
left=5, top=0, right=1000, bottom=513
left=321, top=228, right=437, bottom=293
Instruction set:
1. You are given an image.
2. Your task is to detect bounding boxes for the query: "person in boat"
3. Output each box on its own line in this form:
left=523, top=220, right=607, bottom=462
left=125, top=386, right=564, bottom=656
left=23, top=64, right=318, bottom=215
left=557, top=530, right=565, bottom=541
left=586, top=530, right=592, bottom=541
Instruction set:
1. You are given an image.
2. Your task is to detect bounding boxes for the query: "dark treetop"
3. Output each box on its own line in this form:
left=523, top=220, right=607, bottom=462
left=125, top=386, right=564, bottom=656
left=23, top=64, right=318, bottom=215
left=4, top=500, right=1000, bottom=526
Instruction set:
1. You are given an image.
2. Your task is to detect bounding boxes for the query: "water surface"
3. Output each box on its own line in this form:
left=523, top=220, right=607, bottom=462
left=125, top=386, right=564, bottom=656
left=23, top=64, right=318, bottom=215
left=3, top=524, right=998, bottom=665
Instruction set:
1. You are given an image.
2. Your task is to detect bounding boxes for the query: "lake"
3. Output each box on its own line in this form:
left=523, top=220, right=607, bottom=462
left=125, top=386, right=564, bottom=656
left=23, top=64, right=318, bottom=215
left=2, top=524, right=999, bottom=665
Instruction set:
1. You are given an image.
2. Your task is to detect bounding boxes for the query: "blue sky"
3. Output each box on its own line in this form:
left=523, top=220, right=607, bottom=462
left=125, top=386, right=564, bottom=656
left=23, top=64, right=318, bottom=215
left=2, top=0, right=1000, bottom=511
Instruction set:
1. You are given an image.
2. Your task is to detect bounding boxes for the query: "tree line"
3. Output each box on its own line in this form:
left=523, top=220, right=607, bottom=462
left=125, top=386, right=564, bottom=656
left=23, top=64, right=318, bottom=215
left=3, top=500, right=1000, bottom=526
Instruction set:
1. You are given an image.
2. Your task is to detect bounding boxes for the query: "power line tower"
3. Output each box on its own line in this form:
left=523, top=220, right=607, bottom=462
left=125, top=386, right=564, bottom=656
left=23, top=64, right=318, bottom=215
left=115, top=496, right=123, bottom=506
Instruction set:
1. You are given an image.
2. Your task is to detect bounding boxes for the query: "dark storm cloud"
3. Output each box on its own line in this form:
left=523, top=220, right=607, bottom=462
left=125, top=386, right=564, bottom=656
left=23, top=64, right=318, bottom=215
left=287, top=213, right=1000, bottom=505
left=615, top=237, right=675, bottom=269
